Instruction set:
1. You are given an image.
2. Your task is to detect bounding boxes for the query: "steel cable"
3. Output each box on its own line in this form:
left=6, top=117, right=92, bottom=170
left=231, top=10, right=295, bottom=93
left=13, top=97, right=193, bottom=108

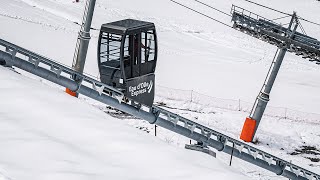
left=194, top=0, right=231, bottom=17
left=242, top=0, right=292, bottom=16
left=170, top=0, right=233, bottom=28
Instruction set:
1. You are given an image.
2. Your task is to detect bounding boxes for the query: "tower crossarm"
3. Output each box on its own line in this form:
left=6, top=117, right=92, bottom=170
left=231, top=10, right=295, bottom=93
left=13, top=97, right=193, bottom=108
left=231, top=5, right=320, bottom=64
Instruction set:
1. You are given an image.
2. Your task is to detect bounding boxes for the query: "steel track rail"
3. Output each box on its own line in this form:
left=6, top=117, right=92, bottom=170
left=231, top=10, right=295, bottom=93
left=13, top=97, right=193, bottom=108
left=0, top=38, right=319, bottom=180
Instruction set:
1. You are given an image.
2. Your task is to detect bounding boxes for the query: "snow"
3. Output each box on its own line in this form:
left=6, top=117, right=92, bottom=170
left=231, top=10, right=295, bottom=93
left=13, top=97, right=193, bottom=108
left=0, top=67, right=249, bottom=179
left=0, top=0, right=319, bottom=179
left=152, top=95, right=320, bottom=176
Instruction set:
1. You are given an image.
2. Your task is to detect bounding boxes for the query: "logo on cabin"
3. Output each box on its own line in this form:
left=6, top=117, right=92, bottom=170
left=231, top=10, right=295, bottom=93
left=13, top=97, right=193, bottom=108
left=129, top=80, right=153, bottom=97
left=147, top=80, right=153, bottom=93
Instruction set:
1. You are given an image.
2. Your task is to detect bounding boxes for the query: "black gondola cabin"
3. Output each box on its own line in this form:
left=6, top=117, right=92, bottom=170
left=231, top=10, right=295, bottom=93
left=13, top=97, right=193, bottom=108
left=98, top=19, right=157, bottom=106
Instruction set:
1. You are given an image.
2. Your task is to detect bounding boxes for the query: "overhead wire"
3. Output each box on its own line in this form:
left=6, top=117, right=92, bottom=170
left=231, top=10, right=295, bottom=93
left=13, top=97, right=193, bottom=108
left=171, top=0, right=319, bottom=39
left=297, top=16, right=320, bottom=27
left=242, top=0, right=320, bottom=27
left=170, top=0, right=289, bottom=32
left=194, top=0, right=231, bottom=17
left=271, top=15, right=291, bottom=21
left=170, top=0, right=233, bottom=28
left=281, top=22, right=290, bottom=27
left=171, top=0, right=290, bottom=31
left=242, top=0, right=291, bottom=16
left=169, top=0, right=320, bottom=64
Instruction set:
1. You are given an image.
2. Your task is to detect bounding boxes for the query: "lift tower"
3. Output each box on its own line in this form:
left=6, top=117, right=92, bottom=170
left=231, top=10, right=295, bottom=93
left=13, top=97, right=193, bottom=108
left=231, top=5, right=320, bottom=142
left=66, top=0, right=96, bottom=96
left=243, top=13, right=298, bottom=142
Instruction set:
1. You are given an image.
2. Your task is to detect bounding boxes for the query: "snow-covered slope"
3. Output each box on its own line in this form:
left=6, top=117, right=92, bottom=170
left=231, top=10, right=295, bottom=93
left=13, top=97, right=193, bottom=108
left=0, top=66, right=250, bottom=180
left=0, top=0, right=319, bottom=179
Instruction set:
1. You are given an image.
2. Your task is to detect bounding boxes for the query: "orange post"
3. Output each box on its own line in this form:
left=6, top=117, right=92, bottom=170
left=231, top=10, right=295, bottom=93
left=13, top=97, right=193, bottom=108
left=240, top=117, right=257, bottom=142
left=65, top=88, right=77, bottom=97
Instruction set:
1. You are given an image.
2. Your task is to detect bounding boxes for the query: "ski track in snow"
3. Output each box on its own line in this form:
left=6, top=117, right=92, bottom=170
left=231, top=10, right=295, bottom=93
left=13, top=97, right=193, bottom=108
left=20, top=0, right=79, bottom=23
left=0, top=12, right=77, bottom=34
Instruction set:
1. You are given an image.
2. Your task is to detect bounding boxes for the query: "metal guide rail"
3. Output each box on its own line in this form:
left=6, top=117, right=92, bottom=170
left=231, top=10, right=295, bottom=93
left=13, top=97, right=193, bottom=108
left=0, top=38, right=124, bottom=99
left=230, top=5, right=320, bottom=64
left=0, top=38, right=319, bottom=180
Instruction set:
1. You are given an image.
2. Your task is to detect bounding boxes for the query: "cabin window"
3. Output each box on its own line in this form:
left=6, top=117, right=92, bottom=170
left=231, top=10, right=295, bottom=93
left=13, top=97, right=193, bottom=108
left=141, top=30, right=156, bottom=63
left=100, top=33, right=122, bottom=64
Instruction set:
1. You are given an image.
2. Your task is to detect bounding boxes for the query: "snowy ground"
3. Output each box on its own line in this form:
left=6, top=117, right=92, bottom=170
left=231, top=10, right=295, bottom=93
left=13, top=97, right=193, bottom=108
left=0, top=0, right=320, bottom=179
left=0, top=67, right=250, bottom=180
left=86, top=93, right=320, bottom=179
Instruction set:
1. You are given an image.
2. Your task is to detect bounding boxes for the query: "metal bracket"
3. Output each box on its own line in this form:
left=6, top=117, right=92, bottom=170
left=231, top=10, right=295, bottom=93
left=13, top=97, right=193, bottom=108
left=262, top=153, right=273, bottom=165
left=217, top=136, right=227, bottom=151
left=201, top=128, right=212, bottom=140
left=113, top=93, right=124, bottom=104
left=130, top=101, right=142, bottom=110
left=150, top=107, right=160, bottom=124
left=235, top=144, right=244, bottom=153
left=276, top=160, right=287, bottom=175
left=168, top=115, right=179, bottom=126
left=74, top=75, right=84, bottom=93
left=257, top=92, right=269, bottom=102
left=8, top=48, right=17, bottom=59
left=303, top=171, right=314, bottom=180
left=184, top=121, right=196, bottom=133
left=28, top=56, right=40, bottom=67
left=248, top=148, right=259, bottom=159
left=50, top=65, right=62, bottom=77
left=289, top=164, right=302, bottom=177
left=92, top=82, right=105, bottom=96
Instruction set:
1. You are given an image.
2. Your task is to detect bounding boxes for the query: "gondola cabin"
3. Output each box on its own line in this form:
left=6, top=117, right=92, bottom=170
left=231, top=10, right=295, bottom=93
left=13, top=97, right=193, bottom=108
left=98, top=19, right=157, bottom=106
